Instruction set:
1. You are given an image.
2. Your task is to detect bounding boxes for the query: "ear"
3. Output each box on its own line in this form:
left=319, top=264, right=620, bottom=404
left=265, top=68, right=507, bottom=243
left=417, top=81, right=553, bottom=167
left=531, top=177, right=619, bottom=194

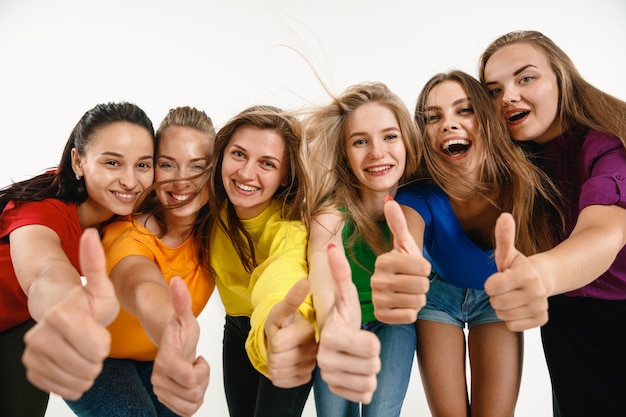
left=71, top=148, right=84, bottom=178
left=280, top=173, right=289, bottom=187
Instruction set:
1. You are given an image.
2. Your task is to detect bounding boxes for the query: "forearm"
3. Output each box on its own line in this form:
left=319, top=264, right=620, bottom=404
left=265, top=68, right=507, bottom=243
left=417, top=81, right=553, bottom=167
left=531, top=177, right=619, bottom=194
left=129, top=281, right=175, bottom=347
left=536, top=205, right=626, bottom=296
left=26, top=263, right=83, bottom=321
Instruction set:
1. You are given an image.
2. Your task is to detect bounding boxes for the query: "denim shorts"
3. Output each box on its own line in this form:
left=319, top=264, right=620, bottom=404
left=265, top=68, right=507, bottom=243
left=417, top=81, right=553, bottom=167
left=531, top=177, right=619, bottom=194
left=418, top=273, right=500, bottom=328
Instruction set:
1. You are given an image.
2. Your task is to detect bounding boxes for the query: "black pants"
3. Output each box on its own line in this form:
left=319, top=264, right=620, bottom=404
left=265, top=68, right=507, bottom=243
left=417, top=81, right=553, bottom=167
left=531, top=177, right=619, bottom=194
left=541, top=295, right=626, bottom=417
left=222, top=315, right=312, bottom=417
left=0, top=319, right=49, bottom=417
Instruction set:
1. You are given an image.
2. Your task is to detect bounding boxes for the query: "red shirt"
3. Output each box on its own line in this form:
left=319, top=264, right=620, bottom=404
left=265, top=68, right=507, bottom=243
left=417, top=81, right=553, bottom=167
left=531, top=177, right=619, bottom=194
left=0, top=199, right=82, bottom=332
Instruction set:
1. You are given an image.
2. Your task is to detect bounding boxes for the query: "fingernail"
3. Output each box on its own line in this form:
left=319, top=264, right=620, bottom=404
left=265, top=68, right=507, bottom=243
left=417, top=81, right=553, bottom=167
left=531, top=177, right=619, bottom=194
left=384, top=195, right=394, bottom=203
left=327, top=243, right=336, bottom=250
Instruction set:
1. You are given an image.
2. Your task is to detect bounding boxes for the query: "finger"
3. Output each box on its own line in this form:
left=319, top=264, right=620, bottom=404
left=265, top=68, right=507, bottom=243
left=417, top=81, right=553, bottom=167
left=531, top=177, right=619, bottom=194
left=326, top=243, right=354, bottom=306
left=169, top=276, right=194, bottom=322
left=494, top=212, right=518, bottom=272
left=271, top=279, right=310, bottom=329
left=79, top=228, right=119, bottom=326
left=383, top=196, right=421, bottom=256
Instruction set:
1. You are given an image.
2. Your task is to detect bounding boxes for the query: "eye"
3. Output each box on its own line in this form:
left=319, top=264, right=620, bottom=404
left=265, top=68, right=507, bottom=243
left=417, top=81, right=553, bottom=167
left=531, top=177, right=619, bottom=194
left=488, top=88, right=501, bottom=97
left=138, top=162, right=153, bottom=170
left=425, top=114, right=440, bottom=124
left=233, top=150, right=244, bottom=158
left=262, top=160, right=276, bottom=169
left=519, top=75, right=535, bottom=84
left=352, top=138, right=367, bottom=146
left=459, top=107, right=474, bottom=115
left=105, top=160, right=121, bottom=167
left=192, top=163, right=207, bottom=171
left=159, top=161, right=175, bottom=169
left=384, top=134, right=398, bottom=141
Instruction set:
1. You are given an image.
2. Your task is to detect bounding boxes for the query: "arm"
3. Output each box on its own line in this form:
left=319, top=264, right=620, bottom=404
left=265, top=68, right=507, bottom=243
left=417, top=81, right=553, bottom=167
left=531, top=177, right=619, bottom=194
left=308, top=211, right=345, bottom=330
left=20, top=228, right=118, bottom=400
left=245, top=220, right=317, bottom=382
left=109, top=249, right=209, bottom=416
left=370, top=198, right=431, bottom=324
left=485, top=204, right=626, bottom=331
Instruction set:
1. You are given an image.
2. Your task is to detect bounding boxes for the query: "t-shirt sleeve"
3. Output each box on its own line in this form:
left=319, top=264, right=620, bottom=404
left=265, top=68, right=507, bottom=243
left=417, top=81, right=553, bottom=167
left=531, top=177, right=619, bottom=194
left=244, top=220, right=316, bottom=377
left=0, top=199, right=78, bottom=240
left=579, top=131, right=626, bottom=210
left=101, top=220, right=157, bottom=274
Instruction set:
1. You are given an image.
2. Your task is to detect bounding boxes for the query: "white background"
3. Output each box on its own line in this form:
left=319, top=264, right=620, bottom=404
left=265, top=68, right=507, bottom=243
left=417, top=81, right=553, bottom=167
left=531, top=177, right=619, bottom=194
left=1, top=0, right=625, bottom=416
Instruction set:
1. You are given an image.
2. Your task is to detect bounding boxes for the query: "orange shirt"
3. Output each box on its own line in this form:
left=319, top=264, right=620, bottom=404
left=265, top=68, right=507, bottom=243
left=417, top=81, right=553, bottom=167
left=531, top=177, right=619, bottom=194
left=102, top=219, right=214, bottom=361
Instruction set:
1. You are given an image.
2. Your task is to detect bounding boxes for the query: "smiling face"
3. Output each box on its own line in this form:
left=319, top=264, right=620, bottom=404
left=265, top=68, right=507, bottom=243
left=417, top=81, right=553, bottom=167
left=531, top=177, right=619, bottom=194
left=422, top=80, right=484, bottom=178
left=221, top=125, right=288, bottom=220
left=155, top=125, right=211, bottom=223
left=482, top=42, right=562, bottom=144
left=72, top=121, right=154, bottom=223
left=345, top=102, right=406, bottom=199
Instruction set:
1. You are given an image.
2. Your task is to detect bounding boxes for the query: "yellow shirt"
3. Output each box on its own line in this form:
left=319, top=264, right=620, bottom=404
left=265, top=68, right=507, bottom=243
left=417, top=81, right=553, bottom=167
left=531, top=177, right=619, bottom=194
left=211, top=201, right=315, bottom=376
left=102, top=219, right=214, bottom=361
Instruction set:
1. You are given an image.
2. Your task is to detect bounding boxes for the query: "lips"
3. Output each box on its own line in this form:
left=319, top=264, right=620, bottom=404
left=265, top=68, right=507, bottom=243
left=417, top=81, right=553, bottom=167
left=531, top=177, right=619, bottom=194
left=506, top=109, right=530, bottom=124
left=235, top=181, right=260, bottom=192
left=365, top=165, right=392, bottom=173
left=441, top=138, right=471, bottom=157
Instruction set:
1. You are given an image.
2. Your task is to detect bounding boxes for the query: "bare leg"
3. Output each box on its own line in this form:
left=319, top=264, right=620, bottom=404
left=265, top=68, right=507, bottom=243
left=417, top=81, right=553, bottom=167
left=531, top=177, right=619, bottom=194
left=468, top=322, right=523, bottom=417
left=416, top=319, right=470, bottom=417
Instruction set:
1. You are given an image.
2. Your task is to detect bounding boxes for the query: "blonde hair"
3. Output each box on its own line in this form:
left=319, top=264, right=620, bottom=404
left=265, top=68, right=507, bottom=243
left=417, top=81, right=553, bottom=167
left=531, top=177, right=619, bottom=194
left=479, top=30, right=626, bottom=147
left=305, top=82, right=425, bottom=256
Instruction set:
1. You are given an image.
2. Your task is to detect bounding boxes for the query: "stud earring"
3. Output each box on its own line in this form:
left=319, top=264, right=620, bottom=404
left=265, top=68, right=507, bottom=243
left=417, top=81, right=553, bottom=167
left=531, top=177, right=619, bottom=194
left=76, top=173, right=82, bottom=180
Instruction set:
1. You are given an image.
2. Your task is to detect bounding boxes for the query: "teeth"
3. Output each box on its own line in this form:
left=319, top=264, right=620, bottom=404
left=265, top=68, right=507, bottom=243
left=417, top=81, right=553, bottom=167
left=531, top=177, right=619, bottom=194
left=114, top=192, right=135, bottom=199
left=171, top=193, right=191, bottom=201
left=236, top=182, right=259, bottom=192
left=442, top=139, right=469, bottom=150
left=367, top=165, right=391, bottom=172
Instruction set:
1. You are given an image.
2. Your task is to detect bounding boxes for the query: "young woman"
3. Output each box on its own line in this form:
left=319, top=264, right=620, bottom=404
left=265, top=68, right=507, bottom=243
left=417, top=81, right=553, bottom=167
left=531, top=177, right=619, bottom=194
left=479, top=30, right=626, bottom=416
left=396, top=70, right=561, bottom=417
left=65, top=106, right=215, bottom=417
left=305, top=82, right=423, bottom=417
left=0, top=102, right=156, bottom=417
left=206, top=105, right=317, bottom=417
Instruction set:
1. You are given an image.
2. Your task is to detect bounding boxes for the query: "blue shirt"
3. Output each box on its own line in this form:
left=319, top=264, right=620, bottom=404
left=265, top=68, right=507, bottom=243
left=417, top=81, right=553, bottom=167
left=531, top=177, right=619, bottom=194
left=396, top=183, right=495, bottom=290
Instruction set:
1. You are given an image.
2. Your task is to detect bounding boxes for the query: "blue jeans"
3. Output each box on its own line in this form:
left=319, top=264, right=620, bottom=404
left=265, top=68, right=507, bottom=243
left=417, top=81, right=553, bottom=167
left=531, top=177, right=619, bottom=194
left=65, top=358, right=178, bottom=417
left=223, top=315, right=312, bottom=417
left=313, top=321, right=415, bottom=417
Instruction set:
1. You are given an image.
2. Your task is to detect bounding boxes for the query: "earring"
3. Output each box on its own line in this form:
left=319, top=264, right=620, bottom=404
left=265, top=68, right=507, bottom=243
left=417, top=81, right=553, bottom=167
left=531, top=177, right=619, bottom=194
left=75, top=173, right=82, bottom=181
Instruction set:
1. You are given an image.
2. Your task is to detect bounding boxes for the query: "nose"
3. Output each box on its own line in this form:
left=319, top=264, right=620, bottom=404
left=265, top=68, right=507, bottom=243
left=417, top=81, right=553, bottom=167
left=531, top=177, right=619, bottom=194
left=502, top=86, right=520, bottom=106
left=441, top=117, right=458, bottom=132
left=119, top=167, right=138, bottom=189
left=238, top=161, right=254, bottom=180
left=369, top=142, right=385, bottom=159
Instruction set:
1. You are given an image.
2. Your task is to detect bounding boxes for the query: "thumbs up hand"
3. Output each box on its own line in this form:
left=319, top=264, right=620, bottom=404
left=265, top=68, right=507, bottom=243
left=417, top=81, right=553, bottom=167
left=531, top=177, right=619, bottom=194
left=151, top=277, right=210, bottom=417
left=484, top=213, right=549, bottom=331
left=371, top=197, right=430, bottom=324
left=265, top=279, right=317, bottom=388
left=317, top=243, right=381, bottom=404
left=22, top=228, right=119, bottom=400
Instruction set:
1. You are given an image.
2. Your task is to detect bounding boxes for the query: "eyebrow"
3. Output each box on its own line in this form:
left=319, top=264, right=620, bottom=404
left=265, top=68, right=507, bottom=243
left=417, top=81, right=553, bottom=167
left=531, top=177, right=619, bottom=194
left=230, top=144, right=282, bottom=163
left=423, top=97, right=470, bottom=111
left=485, top=64, right=538, bottom=86
left=348, top=126, right=400, bottom=139
left=100, top=151, right=153, bottom=160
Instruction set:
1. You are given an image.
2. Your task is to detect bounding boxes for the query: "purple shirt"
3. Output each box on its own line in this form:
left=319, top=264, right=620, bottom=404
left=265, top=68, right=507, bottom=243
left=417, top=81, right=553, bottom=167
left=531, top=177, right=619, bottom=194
left=540, top=128, right=626, bottom=300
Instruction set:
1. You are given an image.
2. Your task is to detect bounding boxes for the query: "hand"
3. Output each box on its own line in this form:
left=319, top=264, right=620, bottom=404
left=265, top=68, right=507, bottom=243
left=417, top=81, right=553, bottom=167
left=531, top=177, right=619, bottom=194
left=317, top=243, right=381, bottom=404
left=22, top=228, right=119, bottom=400
left=484, top=213, right=549, bottom=331
left=265, top=279, right=317, bottom=388
left=152, top=277, right=210, bottom=417
left=371, top=197, right=430, bottom=324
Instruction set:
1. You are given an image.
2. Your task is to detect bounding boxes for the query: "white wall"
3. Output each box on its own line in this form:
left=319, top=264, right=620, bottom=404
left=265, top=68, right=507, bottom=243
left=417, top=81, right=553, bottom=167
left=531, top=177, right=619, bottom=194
left=1, top=0, right=624, bottom=415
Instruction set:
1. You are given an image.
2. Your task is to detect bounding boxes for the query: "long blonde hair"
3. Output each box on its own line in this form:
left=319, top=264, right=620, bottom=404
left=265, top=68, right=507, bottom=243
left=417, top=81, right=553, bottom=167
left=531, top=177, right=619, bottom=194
left=305, top=82, right=425, bottom=256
